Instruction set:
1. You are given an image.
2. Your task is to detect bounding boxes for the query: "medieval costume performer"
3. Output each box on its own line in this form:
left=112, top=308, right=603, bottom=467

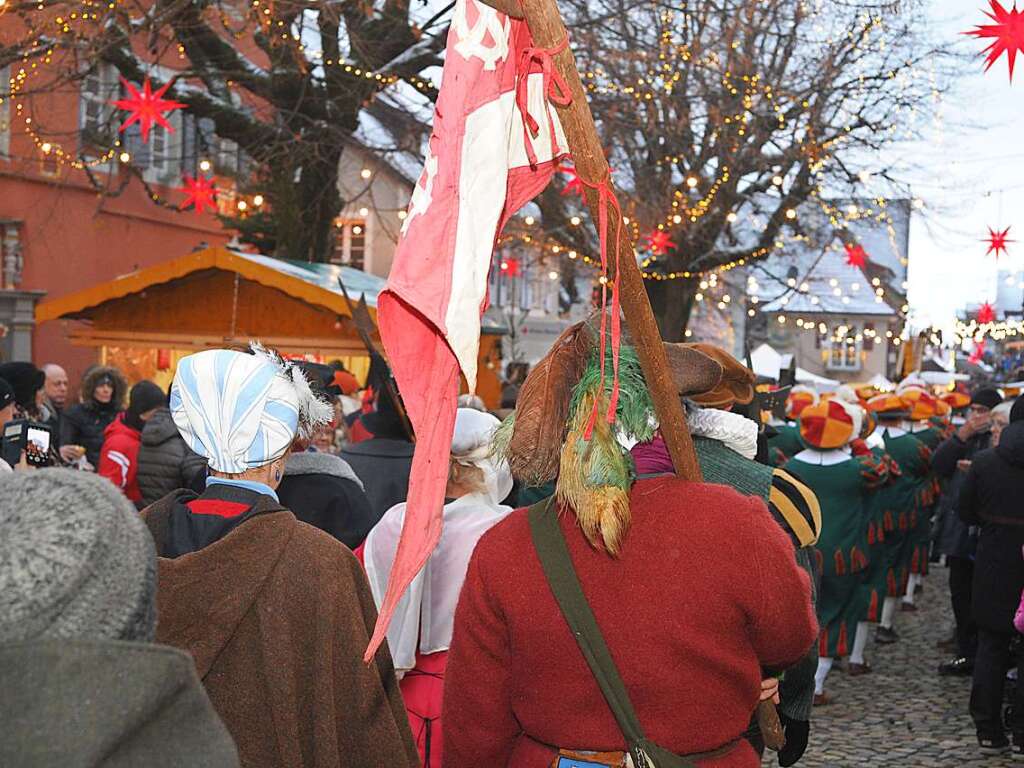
left=865, top=393, right=921, bottom=644
left=896, top=386, right=944, bottom=610
left=362, top=408, right=513, bottom=768
left=142, top=345, right=418, bottom=768
left=768, top=386, right=817, bottom=466
left=784, top=398, right=883, bottom=704
left=442, top=323, right=817, bottom=768
left=630, top=342, right=821, bottom=767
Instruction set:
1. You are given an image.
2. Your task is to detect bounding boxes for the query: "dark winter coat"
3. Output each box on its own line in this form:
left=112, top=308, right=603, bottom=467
left=340, top=438, right=414, bottom=518
left=61, top=367, right=128, bottom=468
left=137, top=408, right=208, bottom=507
left=142, top=490, right=419, bottom=768
left=933, top=430, right=991, bottom=559
left=959, top=421, right=1024, bottom=633
left=276, top=451, right=379, bottom=549
left=0, top=639, right=238, bottom=768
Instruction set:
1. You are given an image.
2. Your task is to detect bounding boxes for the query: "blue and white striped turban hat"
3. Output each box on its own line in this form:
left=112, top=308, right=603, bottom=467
left=170, top=344, right=334, bottom=474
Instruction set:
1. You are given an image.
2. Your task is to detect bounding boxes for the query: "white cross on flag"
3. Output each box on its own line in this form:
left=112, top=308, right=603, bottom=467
left=367, top=0, right=570, bottom=657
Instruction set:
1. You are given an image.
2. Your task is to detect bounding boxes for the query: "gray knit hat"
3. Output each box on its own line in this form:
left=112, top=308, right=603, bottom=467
left=0, top=469, right=157, bottom=642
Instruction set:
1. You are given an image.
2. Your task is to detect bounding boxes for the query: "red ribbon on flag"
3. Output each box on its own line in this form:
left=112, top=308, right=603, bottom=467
left=516, top=36, right=572, bottom=168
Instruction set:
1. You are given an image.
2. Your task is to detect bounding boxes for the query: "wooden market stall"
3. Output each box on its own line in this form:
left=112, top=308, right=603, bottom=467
left=36, top=246, right=505, bottom=407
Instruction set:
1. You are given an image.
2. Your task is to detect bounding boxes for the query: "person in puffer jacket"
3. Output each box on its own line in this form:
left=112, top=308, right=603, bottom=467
left=137, top=406, right=208, bottom=507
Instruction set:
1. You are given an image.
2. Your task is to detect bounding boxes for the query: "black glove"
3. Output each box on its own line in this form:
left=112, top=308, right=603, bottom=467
left=778, top=713, right=809, bottom=767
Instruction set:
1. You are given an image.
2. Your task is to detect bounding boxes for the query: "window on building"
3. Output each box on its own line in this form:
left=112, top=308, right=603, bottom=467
left=332, top=220, right=366, bottom=270
left=826, top=329, right=862, bottom=372
left=0, top=66, right=10, bottom=157
left=79, top=63, right=119, bottom=149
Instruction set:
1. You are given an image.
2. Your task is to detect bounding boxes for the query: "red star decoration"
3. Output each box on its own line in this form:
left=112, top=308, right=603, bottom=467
left=643, top=229, right=677, bottom=255
left=500, top=257, right=520, bottom=277
left=978, top=301, right=997, bottom=324
left=180, top=175, right=217, bottom=215
left=844, top=242, right=868, bottom=268
left=964, top=1, right=1024, bottom=81
left=984, top=226, right=1014, bottom=258
left=969, top=339, right=987, bottom=365
left=112, top=77, right=187, bottom=143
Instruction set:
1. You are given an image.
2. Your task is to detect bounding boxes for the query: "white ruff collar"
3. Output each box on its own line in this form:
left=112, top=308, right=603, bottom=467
left=794, top=447, right=851, bottom=466
left=688, top=408, right=759, bottom=460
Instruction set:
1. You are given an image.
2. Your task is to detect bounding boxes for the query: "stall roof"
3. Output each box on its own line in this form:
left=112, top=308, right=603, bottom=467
left=37, top=246, right=385, bottom=324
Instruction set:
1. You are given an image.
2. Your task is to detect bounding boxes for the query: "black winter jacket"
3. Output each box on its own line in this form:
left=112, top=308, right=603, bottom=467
left=137, top=408, right=208, bottom=507
left=933, top=430, right=991, bottom=559
left=339, top=438, right=414, bottom=519
left=959, top=420, right=1024, bottom=633
left=61, top=366, right=127, bottom=468
left=276, top=451, right=379, bottom=549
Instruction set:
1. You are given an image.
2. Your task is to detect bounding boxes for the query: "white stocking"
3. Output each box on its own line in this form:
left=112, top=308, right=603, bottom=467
left=881, top=597, right=899, bottom=629
left=814, top=656, right=834, bottom=695
left=850, top=622, right=870, bottom=665
left=903, top=573, right=920, bottom=604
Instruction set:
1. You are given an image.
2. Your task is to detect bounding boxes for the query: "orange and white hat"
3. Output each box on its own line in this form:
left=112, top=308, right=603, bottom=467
left=866, top=392, right=910, bottom=419
left=942, top=391, right=971, bottom=412
left=799, top=398, right=862, bottom=450
left=855, top=384, right=880, bottom=401
left=786, top=385, right=819, bottom=419
left=900, top=386, right=941, bottom=422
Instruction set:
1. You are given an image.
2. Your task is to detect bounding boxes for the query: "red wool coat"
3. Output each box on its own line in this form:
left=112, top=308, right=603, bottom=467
left=442, top=477, right=817, bottom=768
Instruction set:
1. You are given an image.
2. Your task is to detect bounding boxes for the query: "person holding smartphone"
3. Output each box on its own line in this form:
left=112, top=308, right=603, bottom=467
left=933, top=388, right=1003, bottom=678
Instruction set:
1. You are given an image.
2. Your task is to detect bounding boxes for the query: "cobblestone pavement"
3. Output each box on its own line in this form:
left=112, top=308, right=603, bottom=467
left=766, top=570, right=1020, bottom=767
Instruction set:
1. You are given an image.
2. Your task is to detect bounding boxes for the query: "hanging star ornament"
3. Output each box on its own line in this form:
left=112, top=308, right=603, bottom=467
left=644, top=229, right=677, bottom=255
left=964, top=1, right=1024, bottom=81
left=844, top=242, right=868, bottom=268
left=984, top=226, right=1014, bottom=258
left=180, top=175, right=217, bottom=215
left=978, top=302, right=997, bottom=324
left=112, top=77, right=186, bottom=143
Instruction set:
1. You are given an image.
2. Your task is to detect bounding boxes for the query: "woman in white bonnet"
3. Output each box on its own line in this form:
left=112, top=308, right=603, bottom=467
left=361, top=407, right=513, bottom=768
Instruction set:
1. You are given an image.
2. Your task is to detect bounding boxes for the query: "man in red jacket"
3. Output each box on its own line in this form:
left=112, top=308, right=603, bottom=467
left=99, top=381, right=165, bottom=505
left=442, top=322, right=817, bottom=767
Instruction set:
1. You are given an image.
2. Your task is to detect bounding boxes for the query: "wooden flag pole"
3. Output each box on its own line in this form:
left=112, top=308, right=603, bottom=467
left=479, top=0, right=701, bottom=482
left=476, top=0, right=786, bottom=749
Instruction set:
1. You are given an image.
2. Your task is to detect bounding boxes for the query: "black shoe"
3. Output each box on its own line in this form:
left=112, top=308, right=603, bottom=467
left=876, top=626, right=900, bottom=645
left=979, top=734, right=1010, bottom=755
left=938, top=657, right=974, bottom=676
left=1013, top=739, right=1024, bottom=761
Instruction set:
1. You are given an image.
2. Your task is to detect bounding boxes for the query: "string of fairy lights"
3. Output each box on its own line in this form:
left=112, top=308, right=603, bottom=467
left=3, top=0, right=935, bottom=339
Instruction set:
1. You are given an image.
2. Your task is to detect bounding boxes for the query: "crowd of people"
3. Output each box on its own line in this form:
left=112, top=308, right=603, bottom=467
left=2, top=329, right=1024, bottom=766
left=768, top=375, right=1024, bottom=757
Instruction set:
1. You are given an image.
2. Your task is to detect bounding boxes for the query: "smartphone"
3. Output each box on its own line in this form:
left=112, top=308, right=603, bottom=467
left=1, top=419, right=54, bottom=467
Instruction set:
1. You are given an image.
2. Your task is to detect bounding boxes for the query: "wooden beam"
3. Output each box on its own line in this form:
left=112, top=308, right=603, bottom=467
left=486, top=0, right=701, bottom=481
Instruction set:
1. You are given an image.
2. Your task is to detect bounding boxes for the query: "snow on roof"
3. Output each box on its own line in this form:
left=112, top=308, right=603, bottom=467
left=749, top=197, right=907, bottom=317
left=755, top=242, right=895, bottom=315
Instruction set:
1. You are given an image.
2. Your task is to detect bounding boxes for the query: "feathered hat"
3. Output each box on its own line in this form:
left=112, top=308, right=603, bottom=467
left=171, top=343, right=334, bottom=473
left=866, top=392, right=911, bottom=421
left=786, top=385, right=819, bottom=419
left=942, top=391, right=971, bottom=412
left=799, top=398, right=862, bottom=450
left=900, top=386, right=942, bottom=422
left=497, top=318, right=721, bottom=555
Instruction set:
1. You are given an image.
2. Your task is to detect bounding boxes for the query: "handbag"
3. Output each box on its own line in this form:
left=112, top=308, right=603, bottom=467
left=528, top=498, right=740, bottom=768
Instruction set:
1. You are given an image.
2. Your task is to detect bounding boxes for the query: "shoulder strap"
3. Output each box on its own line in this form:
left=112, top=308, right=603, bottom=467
left=527, top=498, right=696, bottom=768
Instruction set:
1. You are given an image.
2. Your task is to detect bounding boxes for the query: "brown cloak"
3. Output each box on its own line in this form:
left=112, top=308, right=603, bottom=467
left=144, top=493, right=418, bottom=768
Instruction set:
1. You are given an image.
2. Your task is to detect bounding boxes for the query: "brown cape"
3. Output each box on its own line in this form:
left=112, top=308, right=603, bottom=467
left=144, top=492, right=418, bottom=768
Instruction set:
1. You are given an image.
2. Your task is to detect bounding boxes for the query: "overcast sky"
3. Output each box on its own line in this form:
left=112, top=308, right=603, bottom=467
left=903, top=2, right=1024, bottom=331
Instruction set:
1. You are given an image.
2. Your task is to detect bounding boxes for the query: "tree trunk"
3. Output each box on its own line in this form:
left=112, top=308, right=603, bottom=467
left=646, top=275, right=697, bottom=342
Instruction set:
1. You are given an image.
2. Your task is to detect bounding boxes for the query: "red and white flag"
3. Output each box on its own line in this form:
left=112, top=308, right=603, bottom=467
left=368, top=0, right=569, bottom=657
